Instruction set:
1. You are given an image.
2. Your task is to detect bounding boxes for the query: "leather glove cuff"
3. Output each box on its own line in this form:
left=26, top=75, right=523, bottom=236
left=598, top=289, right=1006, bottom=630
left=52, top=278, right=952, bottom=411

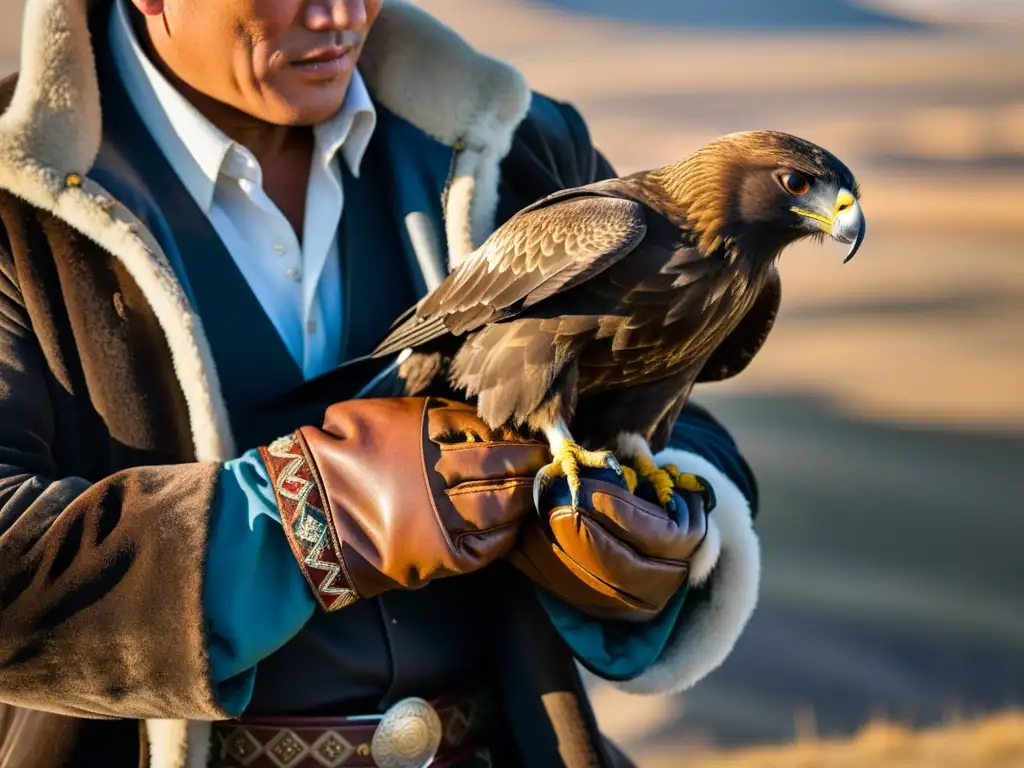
left=260, top=397, right=550, bottom=612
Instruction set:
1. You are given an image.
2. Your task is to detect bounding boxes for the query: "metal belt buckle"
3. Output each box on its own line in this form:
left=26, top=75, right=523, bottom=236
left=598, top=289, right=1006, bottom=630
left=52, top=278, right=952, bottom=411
left=369, top=696, right=443, bottom=768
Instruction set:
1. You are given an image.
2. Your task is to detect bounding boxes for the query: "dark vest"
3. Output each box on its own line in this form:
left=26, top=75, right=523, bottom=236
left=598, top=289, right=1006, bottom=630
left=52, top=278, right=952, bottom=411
left=90, top=38, right=499, bottom=716
left=144, top=128, right=423, bottom=454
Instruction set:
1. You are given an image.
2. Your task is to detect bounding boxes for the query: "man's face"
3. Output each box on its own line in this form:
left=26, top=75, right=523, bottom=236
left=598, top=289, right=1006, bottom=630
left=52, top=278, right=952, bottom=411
left=140, top=0, right=382, bottom=125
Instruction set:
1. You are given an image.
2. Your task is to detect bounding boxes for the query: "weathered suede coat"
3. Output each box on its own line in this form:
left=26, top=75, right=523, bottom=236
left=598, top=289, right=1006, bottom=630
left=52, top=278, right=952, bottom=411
left=0, top=1, right=763, bottom=766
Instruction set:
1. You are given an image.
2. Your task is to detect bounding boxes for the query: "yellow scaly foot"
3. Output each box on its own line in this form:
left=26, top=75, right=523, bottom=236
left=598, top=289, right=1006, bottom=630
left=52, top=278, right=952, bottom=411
left=663, top=464, right=716, bottom=512
left=533, top=441, right=622, bottom=511
left=627, top=454, right=678, bottom=508
left=621, top=465, right=639, bottom=494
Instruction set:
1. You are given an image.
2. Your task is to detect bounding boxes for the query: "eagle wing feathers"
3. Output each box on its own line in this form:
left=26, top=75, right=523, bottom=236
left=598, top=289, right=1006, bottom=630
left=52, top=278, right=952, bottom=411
left=372, top=194, right=648, bottom=357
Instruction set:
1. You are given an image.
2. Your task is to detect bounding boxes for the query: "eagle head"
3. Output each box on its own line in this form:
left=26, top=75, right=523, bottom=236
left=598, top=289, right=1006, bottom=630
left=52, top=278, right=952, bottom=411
left=656, top=130, right=865, bottom=262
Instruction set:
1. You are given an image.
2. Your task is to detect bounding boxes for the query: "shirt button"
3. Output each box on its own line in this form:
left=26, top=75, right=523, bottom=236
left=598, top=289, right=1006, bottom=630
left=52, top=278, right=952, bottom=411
left=285, top=267, right=302, bottom=282
left=306, top=319, right=318, bottom=334
left=273, top=243, right=286, bottom=255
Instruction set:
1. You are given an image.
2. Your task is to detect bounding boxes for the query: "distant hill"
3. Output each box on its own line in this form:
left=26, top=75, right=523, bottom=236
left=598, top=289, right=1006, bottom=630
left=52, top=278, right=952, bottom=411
left=532, top=0, right=924, bottom=31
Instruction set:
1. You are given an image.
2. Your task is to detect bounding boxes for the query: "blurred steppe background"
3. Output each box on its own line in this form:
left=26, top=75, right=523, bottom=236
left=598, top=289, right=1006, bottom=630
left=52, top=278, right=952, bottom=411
left=2, top=0, right=1023, bottom=765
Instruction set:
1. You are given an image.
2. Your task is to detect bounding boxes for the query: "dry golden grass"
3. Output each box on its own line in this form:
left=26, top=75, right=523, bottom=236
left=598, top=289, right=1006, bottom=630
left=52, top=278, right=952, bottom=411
left=680, top=711, right=1024, bottom=768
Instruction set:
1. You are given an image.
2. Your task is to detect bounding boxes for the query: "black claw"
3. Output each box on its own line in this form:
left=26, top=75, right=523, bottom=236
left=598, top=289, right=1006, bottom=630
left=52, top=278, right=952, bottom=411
left=533, top=467, right=554, bottom=513
left=694, top=474, right=717, bottom=514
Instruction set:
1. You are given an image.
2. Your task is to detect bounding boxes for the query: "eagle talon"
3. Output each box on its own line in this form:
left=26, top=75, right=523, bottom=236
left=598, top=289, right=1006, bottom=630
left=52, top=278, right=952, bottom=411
left=532, top=463, right=566, bottom=511
left=663, top=464, right=716, bottom=512
left=533, top=441, right=621, bottom=512
left=621, top=465, right=639, bottom=494
left=625, top=454, right=678, bottom=509
left=532, top=461, right=585, bottom=512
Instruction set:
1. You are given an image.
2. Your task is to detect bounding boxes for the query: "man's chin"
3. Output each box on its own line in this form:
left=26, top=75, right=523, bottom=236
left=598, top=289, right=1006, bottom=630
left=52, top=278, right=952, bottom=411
left=258, top=82, right=352, bottom=127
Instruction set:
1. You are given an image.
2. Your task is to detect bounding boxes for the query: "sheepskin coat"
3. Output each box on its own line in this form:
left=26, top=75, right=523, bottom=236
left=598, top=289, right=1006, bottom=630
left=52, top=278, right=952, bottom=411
left=0, top=1, right=763, bottom=766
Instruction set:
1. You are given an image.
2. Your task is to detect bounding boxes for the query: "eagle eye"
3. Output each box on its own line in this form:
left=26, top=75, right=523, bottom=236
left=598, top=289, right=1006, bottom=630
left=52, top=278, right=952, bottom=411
left=778, top=171, right=811, bottom=196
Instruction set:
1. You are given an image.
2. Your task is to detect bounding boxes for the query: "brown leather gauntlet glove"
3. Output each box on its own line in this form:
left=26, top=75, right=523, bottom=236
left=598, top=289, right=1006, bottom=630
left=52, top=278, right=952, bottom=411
left=508, top=471, right=711, bottom=622
left=258, top=397, right=550, bottom=611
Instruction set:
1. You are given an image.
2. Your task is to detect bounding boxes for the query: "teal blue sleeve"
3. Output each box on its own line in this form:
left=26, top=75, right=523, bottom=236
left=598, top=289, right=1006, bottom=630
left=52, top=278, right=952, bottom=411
left=205, top=448, right=317, bottom=715
left=536, top=584, right=690, bottom=681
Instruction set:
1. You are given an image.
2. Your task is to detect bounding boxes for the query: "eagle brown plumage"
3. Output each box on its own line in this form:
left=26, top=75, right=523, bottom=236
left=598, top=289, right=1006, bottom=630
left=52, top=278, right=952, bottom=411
left=372, top=130, right=865, bottom=508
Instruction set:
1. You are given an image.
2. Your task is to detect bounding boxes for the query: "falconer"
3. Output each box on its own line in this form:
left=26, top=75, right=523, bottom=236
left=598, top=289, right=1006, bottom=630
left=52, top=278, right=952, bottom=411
left=0, top=1, right=762, bottom=766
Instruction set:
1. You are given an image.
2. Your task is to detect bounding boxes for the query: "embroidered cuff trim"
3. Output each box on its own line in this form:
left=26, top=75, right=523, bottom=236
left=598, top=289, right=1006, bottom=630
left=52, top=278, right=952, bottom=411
left=259, top=433, right=359, bottom=612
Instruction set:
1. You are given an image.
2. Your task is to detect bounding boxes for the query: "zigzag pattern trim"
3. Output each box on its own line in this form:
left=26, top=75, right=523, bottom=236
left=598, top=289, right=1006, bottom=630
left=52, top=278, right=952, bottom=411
left=260, top=434, right=359, bottom=612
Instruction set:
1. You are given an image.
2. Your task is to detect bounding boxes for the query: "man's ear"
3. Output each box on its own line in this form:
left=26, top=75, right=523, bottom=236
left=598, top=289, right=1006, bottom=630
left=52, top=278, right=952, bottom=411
left=129, top=0, right=165, bottom=17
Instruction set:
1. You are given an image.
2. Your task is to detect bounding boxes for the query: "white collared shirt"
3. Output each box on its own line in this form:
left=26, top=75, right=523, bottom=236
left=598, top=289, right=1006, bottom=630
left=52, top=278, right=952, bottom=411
left=108, top=0, right=377, bottom=380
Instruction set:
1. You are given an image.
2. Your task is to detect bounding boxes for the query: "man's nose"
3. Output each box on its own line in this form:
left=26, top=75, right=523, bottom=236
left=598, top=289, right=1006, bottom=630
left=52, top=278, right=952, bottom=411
left=304, top=0, right=368, bottom=30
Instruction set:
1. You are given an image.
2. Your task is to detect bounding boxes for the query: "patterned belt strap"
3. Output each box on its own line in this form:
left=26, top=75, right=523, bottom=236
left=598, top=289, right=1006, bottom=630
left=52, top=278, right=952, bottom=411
left=210, top=694, right=489, bottom=768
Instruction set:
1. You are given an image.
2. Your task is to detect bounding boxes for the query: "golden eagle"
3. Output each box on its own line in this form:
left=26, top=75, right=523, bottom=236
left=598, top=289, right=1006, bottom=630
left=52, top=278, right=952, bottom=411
left=372, top=130, right=864, bottom=508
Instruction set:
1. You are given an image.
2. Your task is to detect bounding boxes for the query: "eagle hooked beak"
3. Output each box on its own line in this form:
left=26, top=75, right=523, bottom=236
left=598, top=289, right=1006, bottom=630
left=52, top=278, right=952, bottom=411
left=831, top=188, right=865, bottom=263
left=792, top=187, right=865, bottom=263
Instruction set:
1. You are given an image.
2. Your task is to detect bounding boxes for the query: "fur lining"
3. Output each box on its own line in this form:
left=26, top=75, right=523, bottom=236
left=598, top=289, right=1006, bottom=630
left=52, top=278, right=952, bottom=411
left=184, top=721, right=213, bottom=768
left=612, top=448, right=761, bottom=696
left=688, top=510, right=722, bottom=587
left=142, top=719, right=213, bottom=768
left=0, top=168, right=235, bottom=465
left=2, top=1, right=534, bottom=765
left=359, top=1, right=532, bottom=265
left=1, top=0, right=102, bottom=176
left=0, top=0, right=239, bottom=463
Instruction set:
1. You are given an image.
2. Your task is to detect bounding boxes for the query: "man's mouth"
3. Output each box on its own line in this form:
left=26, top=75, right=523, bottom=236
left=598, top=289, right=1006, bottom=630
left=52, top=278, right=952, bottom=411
left=290, top=45, right=356, bottom=77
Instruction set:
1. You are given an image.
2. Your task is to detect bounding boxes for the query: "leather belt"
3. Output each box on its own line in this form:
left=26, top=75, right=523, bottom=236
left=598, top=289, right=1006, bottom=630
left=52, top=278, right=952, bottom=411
left=210, top=694, right=488, bottom=768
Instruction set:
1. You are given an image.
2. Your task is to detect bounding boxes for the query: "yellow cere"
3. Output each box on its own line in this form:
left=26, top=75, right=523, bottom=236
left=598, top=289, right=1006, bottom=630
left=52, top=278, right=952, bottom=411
left=834, top=188, right=856, bottom=216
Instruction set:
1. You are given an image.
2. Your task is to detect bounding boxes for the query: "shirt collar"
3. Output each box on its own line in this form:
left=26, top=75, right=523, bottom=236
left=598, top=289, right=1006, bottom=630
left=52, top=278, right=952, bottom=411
left=108, top=0, right=377, bottom=213
left=320, top=68, right=376, bottom=179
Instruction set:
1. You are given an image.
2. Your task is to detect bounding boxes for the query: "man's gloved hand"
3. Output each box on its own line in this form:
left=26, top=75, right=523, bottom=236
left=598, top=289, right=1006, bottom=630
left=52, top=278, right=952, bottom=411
left=258, top=397, right=550, bottom=611
left=508, top=469, right=713, bottom=622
